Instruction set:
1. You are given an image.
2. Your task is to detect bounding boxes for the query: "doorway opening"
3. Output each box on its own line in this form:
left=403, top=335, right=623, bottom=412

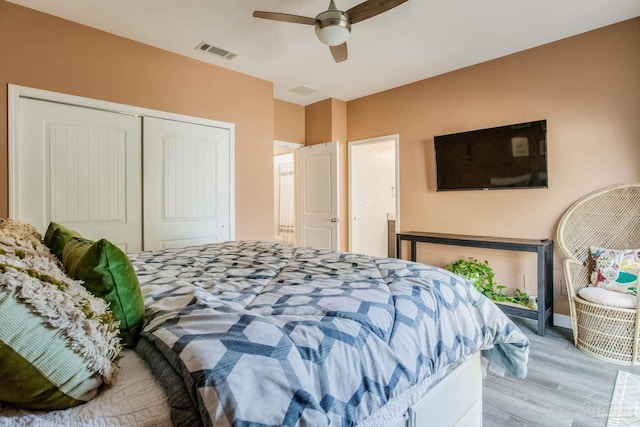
left=348, top=135, right=399, bottom=257
left=274, top=141, right=302, bottom=245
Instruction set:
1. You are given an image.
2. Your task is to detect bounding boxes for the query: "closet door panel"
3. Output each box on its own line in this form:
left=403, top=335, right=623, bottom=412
left=143, top=117, right=231, bottom=250
left=16, top=99, right=142, bottom=252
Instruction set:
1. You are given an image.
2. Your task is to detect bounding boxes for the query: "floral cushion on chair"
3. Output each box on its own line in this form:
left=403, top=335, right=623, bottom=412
left=590, top=247, right=640, bottom=295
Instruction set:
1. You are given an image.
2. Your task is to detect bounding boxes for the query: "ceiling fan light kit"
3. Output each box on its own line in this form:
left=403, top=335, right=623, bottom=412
left=315, top=10, right=351, bottom=46
left=253, top=0, right=408, bottom=63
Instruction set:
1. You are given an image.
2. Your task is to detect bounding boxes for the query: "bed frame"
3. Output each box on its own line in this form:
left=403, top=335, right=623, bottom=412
left=412, top=352, right=482, bottom=427
left=385, top=352, right=483, bottom=427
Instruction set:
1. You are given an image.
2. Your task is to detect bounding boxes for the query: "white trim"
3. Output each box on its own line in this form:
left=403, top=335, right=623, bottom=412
left=8, top=84, right=236, bottom=240
left=8, top=85, right=20, bottom=219
left=335, top=141, right=341, bottom=252
left=228, top=127, right=236, bottom=241
left=9, top=84, right=235, bottom=128
left=274, top=140, right=303, bottom=149
left=553, top=313, right=573, bottom=330
left=347, top=134, right=400, bottom=254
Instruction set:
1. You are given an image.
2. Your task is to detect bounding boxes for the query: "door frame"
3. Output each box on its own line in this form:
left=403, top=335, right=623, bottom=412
left=8, top=84, right=235, bottom=239
left=348, top=134, right=400, bottom=254
left=274, top=140, right=303, bottom=150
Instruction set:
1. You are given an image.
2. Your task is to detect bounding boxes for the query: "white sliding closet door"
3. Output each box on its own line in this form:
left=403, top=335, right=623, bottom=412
left=143, top=117, right=232, bottom=250
left=15, top=99, right=143, bottom=252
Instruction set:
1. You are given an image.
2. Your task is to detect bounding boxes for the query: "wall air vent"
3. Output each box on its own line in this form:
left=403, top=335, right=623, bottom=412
left=195, top=41, right=237, bottom=60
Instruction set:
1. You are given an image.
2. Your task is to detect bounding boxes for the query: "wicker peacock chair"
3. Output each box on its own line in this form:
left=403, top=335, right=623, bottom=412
left=557, top=183, right=640, bottom=365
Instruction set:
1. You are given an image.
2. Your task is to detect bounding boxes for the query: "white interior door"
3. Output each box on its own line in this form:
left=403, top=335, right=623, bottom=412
left=297, top=142, right=339, bottom=250
left=143, top=117, right=232, bottom=250
left=14, top=98, right=142, bottom=251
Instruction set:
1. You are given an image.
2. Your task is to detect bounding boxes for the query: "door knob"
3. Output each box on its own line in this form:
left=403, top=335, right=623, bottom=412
left=330, top=218, right=338, bottom=222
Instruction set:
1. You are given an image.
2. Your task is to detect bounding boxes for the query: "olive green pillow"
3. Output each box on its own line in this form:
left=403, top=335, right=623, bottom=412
left=62, top=237, right=144, bottom=347
left=43, top=222, right=81, bottom=260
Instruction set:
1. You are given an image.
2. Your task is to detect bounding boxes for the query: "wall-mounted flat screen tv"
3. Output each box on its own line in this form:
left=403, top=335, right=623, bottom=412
left=434, top=120, right=547, bottom=191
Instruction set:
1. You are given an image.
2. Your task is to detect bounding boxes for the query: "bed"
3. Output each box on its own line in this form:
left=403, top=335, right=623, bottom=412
left=0, top=239, right=529, bottom=426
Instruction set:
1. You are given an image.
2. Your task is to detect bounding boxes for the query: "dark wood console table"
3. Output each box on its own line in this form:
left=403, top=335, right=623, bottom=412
left=396, top=231, right=553, bottom=336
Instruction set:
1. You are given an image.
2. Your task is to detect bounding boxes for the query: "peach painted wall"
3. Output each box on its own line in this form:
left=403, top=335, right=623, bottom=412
left=305, top=99, right=334, bottom=145
left=274, top=99, right=305, bottom=144
left=347, top=18, right=640, bottom=316
left=0, top=0, right=275, bottom=240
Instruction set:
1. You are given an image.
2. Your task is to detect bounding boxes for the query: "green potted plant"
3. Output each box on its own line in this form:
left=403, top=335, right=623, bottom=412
left=445, top=257, right=532, bottom=308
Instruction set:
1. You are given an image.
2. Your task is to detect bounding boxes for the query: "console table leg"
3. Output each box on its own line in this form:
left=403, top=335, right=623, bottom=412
left=546, top=245, right=554, bottom=329
left=537, top=246, right=547, bottom=336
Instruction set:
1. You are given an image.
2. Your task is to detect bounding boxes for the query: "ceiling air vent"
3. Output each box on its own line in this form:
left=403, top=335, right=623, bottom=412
left=195, top=41, right=237, bottom=60
left=290, top=85, right=318, bottom=96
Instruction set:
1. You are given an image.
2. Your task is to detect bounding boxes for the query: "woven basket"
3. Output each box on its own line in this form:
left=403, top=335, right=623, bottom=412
left=557, top=183, right=640, bottom=366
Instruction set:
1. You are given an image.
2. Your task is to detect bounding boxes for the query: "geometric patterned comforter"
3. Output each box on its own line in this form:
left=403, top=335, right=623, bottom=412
left=128, top=240, right=529, bottom=427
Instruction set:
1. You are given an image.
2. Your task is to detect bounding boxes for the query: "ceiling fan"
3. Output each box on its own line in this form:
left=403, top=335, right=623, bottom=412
left=253, top=0, right=408, bottom=63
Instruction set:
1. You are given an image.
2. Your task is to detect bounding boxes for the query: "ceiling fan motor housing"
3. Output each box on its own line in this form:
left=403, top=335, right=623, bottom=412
left=315, top=10, right=351, bottom=46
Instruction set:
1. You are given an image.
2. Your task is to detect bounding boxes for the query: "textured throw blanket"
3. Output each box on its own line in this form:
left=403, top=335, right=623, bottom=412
left=128, top=241, right=529, bottom=426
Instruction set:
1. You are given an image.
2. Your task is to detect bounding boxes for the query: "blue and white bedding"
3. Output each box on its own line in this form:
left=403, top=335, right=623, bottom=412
left=128, top=240, right=529, bottom=426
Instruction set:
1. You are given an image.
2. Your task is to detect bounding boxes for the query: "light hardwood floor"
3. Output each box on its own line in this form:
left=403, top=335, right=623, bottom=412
left=483, top=317, right=640, bottom=427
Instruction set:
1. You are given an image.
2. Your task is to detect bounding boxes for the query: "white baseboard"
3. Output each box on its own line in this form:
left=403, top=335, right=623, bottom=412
left=553, top=313, right=573, bottom=330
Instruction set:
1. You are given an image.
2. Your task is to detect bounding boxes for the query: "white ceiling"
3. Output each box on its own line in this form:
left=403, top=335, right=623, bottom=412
left=8, top=0, right=640, bottom=106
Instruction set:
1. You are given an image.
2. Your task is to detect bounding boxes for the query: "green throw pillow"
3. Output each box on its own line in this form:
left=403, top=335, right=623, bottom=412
left=43, top=222, right=81, bottom=260
left=0, top=218, right=121, bottom=410
left=62, top=237, right=145, bottom=347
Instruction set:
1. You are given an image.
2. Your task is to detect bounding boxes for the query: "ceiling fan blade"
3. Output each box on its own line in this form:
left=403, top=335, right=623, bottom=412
left=330, top=43, right=348, bottom=63
left=253, top=11, right=316, bottom=25
left=346, top=0, right=408, bottom=24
